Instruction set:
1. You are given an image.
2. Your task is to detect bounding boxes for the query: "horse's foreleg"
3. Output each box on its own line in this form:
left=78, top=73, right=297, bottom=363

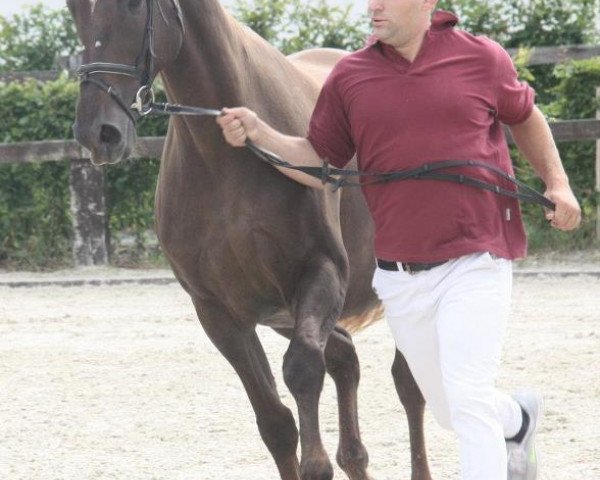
left=193, top=300, right=300, bottom=480
left=391, top=349, right=432, bottom=480
left=325, top=326, right=372, bottom=480
left=275, top=326, right=371, bottom=480
left=283, top=260, right=346, bottom=480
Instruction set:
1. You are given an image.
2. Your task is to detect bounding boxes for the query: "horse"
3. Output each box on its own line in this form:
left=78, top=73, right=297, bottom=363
left=67, top=1, right=431, bottom=479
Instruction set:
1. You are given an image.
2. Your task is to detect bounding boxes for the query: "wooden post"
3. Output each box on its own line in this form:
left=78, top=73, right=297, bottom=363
left=69, top=158, right=109, bottom=266
left=597, top=87, right=600, bottom=241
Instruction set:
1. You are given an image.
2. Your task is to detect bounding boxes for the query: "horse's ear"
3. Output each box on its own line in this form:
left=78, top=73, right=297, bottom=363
left=67, top=0, right=94, bottom=50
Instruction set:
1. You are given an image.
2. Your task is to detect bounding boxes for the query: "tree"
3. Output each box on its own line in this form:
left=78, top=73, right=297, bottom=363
left=233, top=0, right=369, bottom=54
left=437, top=0, right=599, bottom=46
left=0, top=4, right=80, bottom=72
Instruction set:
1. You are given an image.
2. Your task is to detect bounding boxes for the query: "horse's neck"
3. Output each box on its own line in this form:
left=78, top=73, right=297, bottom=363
left=160, top=0, right=235, bottom=105
left=161, top=0, right=314, bottom=125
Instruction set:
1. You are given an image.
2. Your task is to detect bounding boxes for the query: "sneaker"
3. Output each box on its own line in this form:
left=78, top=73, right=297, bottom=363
left=506, top=390, right=544, bottom=480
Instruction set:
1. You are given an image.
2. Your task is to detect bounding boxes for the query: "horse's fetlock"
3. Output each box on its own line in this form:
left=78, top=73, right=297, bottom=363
left=337, top=441, right=369, bottom=473
left=300, top=456, right=334, bottom=480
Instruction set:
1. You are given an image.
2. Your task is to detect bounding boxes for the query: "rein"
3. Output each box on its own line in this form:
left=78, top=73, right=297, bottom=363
left=76, top=0, right=555, bottom=212
left=135, top=100, right=556, bottom=210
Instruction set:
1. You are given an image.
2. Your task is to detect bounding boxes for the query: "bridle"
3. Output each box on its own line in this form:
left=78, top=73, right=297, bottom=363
left=77, top=0, right=157, bottom=124
left=74, top=0, right=555, bottom=211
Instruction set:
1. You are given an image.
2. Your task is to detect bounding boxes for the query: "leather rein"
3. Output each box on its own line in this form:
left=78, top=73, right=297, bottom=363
left=76, top=0, right=555, bottom=212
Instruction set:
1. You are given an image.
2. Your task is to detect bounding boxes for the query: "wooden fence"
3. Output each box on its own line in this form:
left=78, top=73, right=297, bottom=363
left=0, top=45, right=599, bottom=266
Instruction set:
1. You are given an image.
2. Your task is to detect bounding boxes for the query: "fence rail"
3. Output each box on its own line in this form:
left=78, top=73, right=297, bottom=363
left=2, top=118, right=600, bottom=165
left=505, top=45, right=600, bottom=65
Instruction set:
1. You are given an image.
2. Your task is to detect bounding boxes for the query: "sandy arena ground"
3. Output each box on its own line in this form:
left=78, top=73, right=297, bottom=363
left=0, top=261, right=598, bottom=479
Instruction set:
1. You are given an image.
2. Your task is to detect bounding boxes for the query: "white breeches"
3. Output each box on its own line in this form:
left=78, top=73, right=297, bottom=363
left=373, top=252, right=523, bottom=480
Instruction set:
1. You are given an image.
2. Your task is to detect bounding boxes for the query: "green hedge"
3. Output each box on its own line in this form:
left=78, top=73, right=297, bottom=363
left=515, top=58, right=600, bottom=250
left=0, top=76, right=75, bottom=268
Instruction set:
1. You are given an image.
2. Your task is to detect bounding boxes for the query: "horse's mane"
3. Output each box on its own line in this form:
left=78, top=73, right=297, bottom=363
left=172, top=0, right=319, bottom=131
left=229, top=12, right=321, bottom=92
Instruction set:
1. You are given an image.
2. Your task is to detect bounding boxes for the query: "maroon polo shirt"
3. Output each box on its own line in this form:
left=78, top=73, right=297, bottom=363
left=307, top=10, right=534, bottom=262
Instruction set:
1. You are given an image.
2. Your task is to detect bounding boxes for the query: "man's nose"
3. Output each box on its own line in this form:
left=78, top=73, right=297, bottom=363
left=368, top=0, right=384, bottom=13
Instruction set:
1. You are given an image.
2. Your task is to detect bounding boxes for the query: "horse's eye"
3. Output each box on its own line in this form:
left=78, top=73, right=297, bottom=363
left=128, top=0, right=143, bottom=12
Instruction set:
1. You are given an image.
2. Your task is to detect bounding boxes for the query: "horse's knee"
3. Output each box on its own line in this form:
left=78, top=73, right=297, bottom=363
left=283, top=336, right=326, bottom=397
left=257, top=405, right=298, bottom=458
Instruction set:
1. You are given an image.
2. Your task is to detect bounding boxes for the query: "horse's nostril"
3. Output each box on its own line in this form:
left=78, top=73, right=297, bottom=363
left=99, top=124, right=122, bottom=145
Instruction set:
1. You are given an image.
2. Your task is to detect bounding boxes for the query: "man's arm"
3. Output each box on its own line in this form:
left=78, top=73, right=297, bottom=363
left=508, top=106, right=581, bottom=231
left=217, top=107, right=327, bottom=190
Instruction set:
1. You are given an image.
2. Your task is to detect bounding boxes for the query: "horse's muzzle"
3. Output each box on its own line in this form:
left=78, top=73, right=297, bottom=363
left=73, top=120, right=132, bottom=166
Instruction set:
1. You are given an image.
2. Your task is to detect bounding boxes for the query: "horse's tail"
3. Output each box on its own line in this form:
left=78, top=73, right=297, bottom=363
left=338, top=301, right=385, bottom=334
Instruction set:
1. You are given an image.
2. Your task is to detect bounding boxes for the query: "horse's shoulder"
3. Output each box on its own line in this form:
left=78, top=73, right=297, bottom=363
left=287, top=48, right=350, bottom=86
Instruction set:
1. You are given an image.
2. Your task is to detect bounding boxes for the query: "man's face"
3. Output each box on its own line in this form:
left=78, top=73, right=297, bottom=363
left=368, top=0, right=436, bottom=48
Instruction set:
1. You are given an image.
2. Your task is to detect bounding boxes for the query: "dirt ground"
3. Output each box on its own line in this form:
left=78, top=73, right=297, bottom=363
left=0, top=258, right=599, bottom=479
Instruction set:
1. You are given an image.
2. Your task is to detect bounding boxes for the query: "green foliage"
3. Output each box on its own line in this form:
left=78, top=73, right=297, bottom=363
left=0, top=76, right=77, bottom=267
left=234, top=0, right=369, bottom=54
left=514, top=58, right=600, bottom=250
left=503, top=0, right=597, bottom=48
left=0, top=162, right=71, bottom=268
left=550, top=59, right=600, bottom=120
left=505, top=0, right=599, bottom=107
left=0, top=75, right=77, bottom=142
left=537, top=59, right=600, bottom=249
left=0, top=4, right=79, bottom=72
left=105, top=158, right=162, bottom=266
left=437, top=0, right=599, bottom=46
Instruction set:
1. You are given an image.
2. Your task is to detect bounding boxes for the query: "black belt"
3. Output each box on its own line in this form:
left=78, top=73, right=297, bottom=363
left=377, top=258, right=448, bottom=274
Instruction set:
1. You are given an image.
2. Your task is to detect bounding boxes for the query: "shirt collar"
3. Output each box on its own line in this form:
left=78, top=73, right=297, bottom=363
left=431, top=10, right=459, bottom=31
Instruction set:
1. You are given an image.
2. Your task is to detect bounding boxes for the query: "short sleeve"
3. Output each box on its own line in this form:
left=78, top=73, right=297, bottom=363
left=307, top=68, right=355, bottom=168
left=494, top=44, right=535, bottom=125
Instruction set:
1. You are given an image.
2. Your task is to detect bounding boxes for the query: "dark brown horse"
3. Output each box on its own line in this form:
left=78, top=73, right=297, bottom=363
left=67, top=0, right=431, bottom=478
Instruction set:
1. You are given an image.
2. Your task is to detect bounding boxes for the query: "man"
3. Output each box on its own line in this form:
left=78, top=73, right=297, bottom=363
left=217, top=1, right=581, bottom=478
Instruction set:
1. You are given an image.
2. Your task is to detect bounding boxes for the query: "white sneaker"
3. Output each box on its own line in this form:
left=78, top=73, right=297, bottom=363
left=506, top=390, right=544, bottom=480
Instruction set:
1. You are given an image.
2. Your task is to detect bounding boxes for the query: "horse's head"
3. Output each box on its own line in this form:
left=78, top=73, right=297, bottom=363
left=68, top=0, right=184, bottom=165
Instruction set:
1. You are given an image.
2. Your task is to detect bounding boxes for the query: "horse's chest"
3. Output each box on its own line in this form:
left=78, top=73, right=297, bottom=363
left=164, top=233, right=293, bottom=321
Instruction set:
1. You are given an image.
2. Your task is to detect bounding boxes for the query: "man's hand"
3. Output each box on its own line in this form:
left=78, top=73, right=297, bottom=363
left=216, top=107, right=259, bottom=147
left=544, top=185, right=581, bottom=231
left=215, top=107, right=327, bottom=189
